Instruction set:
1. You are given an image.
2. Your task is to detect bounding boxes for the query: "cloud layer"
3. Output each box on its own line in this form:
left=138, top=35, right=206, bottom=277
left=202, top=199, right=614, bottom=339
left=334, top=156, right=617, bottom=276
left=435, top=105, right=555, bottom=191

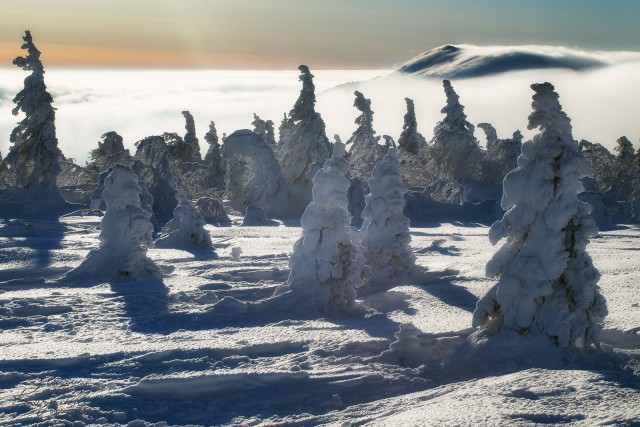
left=0, top=47, right=639, bottom=165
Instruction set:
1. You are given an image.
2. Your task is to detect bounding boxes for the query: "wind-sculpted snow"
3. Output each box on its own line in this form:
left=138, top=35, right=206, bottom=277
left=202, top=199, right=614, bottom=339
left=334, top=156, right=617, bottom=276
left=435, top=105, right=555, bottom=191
left=473, top=83, right=607, bottom=349
left=397, top=44, right=640, bottom=78
left=224, top=129, right=294, bottom=219
left=155, top=199, right=215, bottom=251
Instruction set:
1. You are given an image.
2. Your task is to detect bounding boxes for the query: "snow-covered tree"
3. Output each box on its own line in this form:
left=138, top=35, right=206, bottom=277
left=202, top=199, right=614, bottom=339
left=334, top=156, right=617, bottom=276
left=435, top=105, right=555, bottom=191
left=135, top=136, right=182, bottom=225
left=87, top=131, right=131, bottom=173
left=397, top=98, right=427, bottom=155
left=346, top=91, right=384, bottom=179
left=64, top=164, right=160, bottom=281
left=425, top=79, right=482, bottom=182
left=203, top=121, right=225, bottom=191
left=614, top=136, right=634, bottom=162
left=224, top=129, right=294, bottom=218
left=252, top=114, right=276, bottom=147
left=182, top=110, right=202, bottom=162
left=473, top=82, right=607, bottom=349
left=278, top=142, right=366, bottom=314
left=0, top=152, right=12, bottom=188
left=361, top=148, right=416, bottom=290
left=579, top=141, right=619, bottom=196
left=278, top=65, right=332, bottom=208
left=4, top=30, right=65, bottom=206
left=480, top=126, right=523, bottom=185
left=155, top=199, right=214, bottom=250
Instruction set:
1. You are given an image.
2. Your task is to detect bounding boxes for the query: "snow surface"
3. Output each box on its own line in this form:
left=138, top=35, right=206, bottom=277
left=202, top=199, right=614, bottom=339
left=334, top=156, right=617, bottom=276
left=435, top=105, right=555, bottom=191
left=0, top=214, right=637, bottom=426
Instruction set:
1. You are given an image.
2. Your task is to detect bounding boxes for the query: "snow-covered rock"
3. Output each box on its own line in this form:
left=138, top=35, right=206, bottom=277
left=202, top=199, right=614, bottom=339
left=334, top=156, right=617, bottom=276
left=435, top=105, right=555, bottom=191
left=241, top=205, right=279, bottom=226
left=473, top=82, right=607, bottom=349
left=196, top=196, right=230, bottom=224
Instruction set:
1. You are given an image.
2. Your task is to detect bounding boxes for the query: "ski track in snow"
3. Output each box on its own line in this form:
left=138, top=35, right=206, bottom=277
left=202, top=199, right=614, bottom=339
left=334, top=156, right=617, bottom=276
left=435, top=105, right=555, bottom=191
left=0, top=217, right=638, bottom=426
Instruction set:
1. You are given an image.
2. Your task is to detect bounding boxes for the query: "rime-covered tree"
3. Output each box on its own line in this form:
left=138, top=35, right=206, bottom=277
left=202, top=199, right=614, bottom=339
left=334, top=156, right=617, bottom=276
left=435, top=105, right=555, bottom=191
left=425, top=79, right=482, bottom=182
left=203, top=121, right=225, bottom=190
left=278, top=65, right=332, bottom=208
left=346, top=91, right=384, bottom=179
left=182, top=110, right=202, bottom=162
left=473, top=83, right=607, bottom=349
left=614, top=136, right=634, bottom=162
left=5, top=30, right=65, bottom=206
left=224, top=129, right=294, bottom=218
left=397, top=98, right=426, bottom=155
left=252, top=114, right=276, bottom=147
left=155, top=199, right=214, bottom=250
left=135, top=136, right=182, bottom=225
left=579, top=140, right=619, bottom=196
left=64, top=165, right=160, bottom=282
left=277, top=142, right=366, bottom=314
left=480, top=125, right=523, bottom=185
left=87, top=131, right=131, bottom=173
left=0, top=152, right=12, bottom=188
left=361, top=148, right=416, bottom=290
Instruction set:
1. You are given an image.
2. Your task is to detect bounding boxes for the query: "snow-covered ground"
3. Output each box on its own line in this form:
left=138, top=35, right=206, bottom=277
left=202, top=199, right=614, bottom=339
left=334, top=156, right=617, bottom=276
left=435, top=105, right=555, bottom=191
left=0, top=216, right=638, bottom=426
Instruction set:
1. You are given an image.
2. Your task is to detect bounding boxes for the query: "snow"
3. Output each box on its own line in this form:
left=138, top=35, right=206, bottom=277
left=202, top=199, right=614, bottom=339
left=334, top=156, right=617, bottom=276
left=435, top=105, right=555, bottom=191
left=0, top=214, right=638, bottom=425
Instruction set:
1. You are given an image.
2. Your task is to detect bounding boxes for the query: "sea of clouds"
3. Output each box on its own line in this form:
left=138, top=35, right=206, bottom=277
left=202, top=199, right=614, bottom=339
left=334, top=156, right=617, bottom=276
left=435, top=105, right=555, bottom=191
left=0, top=45, right=639, bottom=164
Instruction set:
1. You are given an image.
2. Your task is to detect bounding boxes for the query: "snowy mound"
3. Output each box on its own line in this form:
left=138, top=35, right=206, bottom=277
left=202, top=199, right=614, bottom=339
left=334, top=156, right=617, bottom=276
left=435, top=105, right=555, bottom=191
left=397, top=44, right=640, bottom=78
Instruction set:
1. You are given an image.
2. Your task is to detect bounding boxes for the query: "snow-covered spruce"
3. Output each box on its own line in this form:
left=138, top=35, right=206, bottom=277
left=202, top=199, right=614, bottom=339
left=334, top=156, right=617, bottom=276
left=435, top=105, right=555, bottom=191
left=252, top=113, right=276, bottom=148
left=3, top=30, right=66, bottom=207
left=346, top=91, right=384, bottom=179
left=479, top=124, right=523, bottom=185
left=90, top=164, right=154, bottom=221
left=182, top=110, right=202, bottom=163
left=87, top=131, right=131, bottom=174
left=579, top=140, right=619, bottom=196
left=277, top=65, right=332, bottom=209
left=203, top=121, right=225, bottom=191
left=425, top=79, right=482, bottom=182
left=134, top=136, right=182, bottom=225
left=64, top=164, right=160, bottom=282
left=473, top=82, right=607, bottom=349
left=276, top=142, right=367, bottom=315
left=223, top=129, right=294, bottom=218
left=155, top=199, right=215, bottom=251
left=397, top=98, right=427, bottom=155
left=361, top=147, right=417, bottom=290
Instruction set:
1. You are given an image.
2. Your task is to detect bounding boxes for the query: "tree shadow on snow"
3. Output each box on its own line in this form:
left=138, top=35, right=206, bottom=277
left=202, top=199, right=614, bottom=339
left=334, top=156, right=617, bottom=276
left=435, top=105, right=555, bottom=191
left=418, top=278, right=479, bottom=313
left=0, top=218, right=68, bottom=282
left=109, top=279, right=177, bottom=334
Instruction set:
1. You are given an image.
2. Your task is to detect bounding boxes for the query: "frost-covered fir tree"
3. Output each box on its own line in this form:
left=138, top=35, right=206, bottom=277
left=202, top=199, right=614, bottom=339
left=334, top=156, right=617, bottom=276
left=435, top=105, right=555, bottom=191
left=278, top=65, right=332, bottom=209
left=479, top=124, right=523, bottom=185
left=397, top=98, right=427, bottom=155
left=0, top=152, right=12, bottom=188
left=155, top=198, right=214, bottom=250
left=579, top=140, right=619, bottom=196
left=473, top=83, right=607, bottom=349
left=182, top=110, right=202, bottom=162
left=135, top=136, right=182, bottom=225
left=252, top=114, right=276, bottom=147
left=614, top=136, right=634, bottom=162
left=361, top=148, right=417, bottom=291
left=64, top=165, right=160, bottom=282
left=224, top=129, right=293, bottom=218
left=346, top=91, right=384, bottom=179
left=4, top=31, right=65, bottom=206
left=278, top=142, right=366, bottom=314
left=203, top=121, right=225, bottom=191
left=425, top=79, right=482, bottom=182
left=87, top=131, right=131, bottom=173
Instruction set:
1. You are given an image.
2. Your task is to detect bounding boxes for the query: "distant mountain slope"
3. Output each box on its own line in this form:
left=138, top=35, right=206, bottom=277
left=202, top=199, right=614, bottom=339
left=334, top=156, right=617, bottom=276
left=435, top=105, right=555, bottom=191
left=396, top=44, right=640, bottom=78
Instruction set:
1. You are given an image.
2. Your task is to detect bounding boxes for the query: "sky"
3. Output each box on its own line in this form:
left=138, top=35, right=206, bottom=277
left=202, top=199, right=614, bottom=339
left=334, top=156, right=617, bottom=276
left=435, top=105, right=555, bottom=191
left=2, top=0, right=640, bottom=69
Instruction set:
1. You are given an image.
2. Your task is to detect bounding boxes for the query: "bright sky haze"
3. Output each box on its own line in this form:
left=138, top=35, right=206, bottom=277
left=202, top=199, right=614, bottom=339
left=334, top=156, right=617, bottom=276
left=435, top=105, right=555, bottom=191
left=2, top=0, right=640, bottom=69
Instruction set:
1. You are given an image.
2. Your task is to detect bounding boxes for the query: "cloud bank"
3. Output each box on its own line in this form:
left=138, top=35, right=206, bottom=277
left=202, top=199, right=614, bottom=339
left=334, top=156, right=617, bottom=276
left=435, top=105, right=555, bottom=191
left=0, top=46, right=639, bottom=164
